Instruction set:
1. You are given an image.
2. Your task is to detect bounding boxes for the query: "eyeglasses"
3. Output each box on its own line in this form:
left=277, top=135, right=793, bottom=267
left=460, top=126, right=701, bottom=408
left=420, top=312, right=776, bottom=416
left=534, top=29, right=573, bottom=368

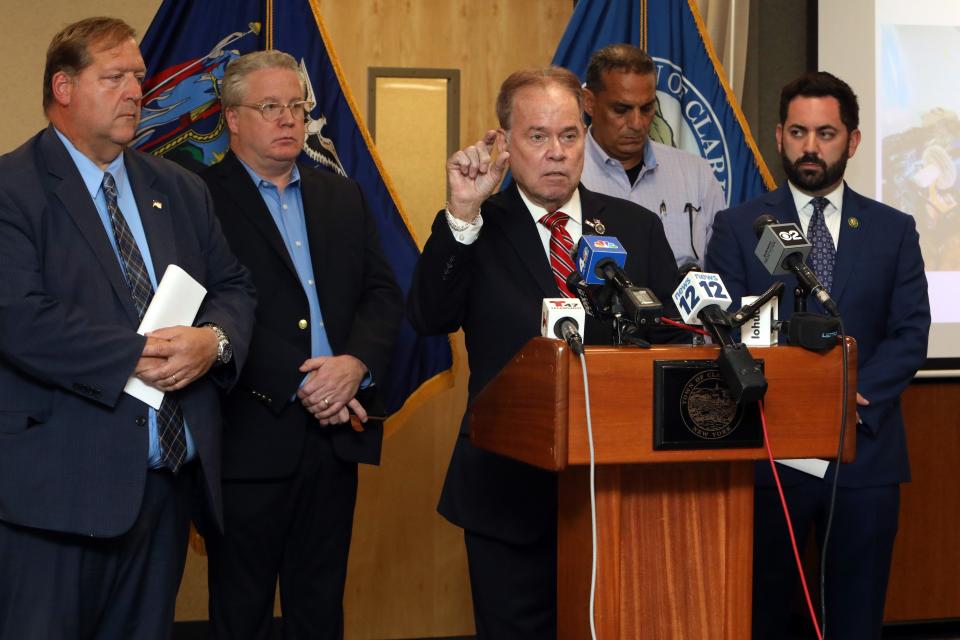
left=236, top=100, right=314, bottom=121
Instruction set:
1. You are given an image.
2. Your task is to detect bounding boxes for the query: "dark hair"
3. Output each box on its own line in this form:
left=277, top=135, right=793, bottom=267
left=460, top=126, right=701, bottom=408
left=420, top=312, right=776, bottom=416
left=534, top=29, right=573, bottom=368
left=585, top=43, right=656, bottom=94
left=43, top=17, right=136, bottom=111
left=495, top=66, right=583, bottom=130
left=779, top=71, right=860, bottom=132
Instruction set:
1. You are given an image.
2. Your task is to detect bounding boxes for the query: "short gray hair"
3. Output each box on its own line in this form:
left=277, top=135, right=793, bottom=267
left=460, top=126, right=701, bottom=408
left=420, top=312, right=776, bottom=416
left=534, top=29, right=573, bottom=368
left=220, top=50, right=306, bottom=107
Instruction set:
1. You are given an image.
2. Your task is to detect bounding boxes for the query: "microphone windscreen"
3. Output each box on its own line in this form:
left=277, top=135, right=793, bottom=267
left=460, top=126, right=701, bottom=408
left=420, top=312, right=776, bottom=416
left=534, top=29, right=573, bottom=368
left=753, top=213, right=779, bottom=239
left=787, top=312, right=841, bottom=350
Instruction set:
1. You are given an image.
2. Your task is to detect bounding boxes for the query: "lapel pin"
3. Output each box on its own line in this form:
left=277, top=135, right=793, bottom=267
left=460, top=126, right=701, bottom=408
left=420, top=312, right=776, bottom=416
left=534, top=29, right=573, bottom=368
left=848, top=216, right=859, bottom=229
left=152, top=200, right=163, bottom=210
left=584, top=218, right=606, bottom=235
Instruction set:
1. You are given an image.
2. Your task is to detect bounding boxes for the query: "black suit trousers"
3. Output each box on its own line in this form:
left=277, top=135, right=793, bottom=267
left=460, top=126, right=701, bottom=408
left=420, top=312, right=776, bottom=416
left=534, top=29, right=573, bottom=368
left=206, top=426, right=359, bottom=640
left=752, top=475, right=900, bottom=640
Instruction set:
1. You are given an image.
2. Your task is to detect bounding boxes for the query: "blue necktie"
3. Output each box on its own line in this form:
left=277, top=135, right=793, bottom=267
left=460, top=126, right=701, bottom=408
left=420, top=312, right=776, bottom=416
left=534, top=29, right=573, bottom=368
left=102, top=172, right=187, bottom=473
left=807, top=196, right=836, bottom=293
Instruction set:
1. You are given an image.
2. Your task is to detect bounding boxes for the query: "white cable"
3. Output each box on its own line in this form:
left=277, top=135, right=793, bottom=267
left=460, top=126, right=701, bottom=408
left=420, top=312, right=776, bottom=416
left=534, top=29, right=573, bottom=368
left=577, top=350, right=599, bottom=640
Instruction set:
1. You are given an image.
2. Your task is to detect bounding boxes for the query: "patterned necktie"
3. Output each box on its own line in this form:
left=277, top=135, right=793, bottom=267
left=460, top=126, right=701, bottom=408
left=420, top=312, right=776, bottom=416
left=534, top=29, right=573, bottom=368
left=807, top=196, right=836, bottom=293
left=102, top=172, right=187, bottom=473
left=539, top=210, right=575, bottom=297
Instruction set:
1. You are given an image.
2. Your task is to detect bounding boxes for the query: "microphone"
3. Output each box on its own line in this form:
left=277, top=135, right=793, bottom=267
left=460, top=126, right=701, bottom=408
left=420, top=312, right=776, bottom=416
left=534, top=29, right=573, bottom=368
left=576, top=235, right=627, bottom=285
left=594, top=259, right=663, bottom=327
left=541, top=298, right=586, bottom=355
left=753, top=214, right=840, bottom=317
left=671, top=267, right=733, bottom=326
left=671, top=266, right=767, bottom=404
left=565, top=272, right=600, bottom=318
left=782, top=312, right=842, bottom=351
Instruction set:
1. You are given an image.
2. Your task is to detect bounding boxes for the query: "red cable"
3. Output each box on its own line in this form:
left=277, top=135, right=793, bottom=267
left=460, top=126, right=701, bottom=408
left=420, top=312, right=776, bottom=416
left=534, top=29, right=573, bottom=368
left=758, top=400, right=824, bottom=640
left=659, top=316, right=710, bottom=336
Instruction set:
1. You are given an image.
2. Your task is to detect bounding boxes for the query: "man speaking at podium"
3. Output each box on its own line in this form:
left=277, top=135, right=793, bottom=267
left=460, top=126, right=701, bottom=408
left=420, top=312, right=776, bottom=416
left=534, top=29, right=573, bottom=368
left=705, top=72, right=930, bottom=639
left=408, top=66, right=678, bottom=638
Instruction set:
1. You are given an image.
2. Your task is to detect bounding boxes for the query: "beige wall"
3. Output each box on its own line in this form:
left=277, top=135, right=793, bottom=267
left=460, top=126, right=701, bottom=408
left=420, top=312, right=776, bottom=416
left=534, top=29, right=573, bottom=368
left=0, top=1, right=161, bottom=150
left=0, top=2, right=571, bottom=638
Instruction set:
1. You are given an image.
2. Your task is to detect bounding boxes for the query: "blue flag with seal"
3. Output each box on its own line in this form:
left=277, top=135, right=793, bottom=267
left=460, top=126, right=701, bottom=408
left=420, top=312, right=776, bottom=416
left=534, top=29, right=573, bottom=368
left=552, top=0, right=774, bottom=206
left=135, top=0, right=454, bottom=421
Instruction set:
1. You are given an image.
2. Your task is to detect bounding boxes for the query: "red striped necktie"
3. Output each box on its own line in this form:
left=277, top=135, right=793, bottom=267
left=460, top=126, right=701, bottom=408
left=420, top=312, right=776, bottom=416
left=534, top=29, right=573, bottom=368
left=539, top=210, right=575, bottom=297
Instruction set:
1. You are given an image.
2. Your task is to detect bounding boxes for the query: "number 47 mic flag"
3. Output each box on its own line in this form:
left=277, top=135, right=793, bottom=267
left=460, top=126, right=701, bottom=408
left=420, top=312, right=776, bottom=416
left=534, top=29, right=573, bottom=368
left=551, top=0, right=775, bottom=207
left=134, top=0, right=454, bottom=420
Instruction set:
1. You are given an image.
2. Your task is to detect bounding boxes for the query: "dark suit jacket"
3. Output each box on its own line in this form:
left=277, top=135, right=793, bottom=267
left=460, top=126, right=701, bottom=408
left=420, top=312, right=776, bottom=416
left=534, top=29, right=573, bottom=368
left=705, top=182, right=930, bottom=488
left=201, top=151, right=402, bottom=479
left=408, top=183, right=680, bottom=544
left=0, top=126, right=256, bottom=537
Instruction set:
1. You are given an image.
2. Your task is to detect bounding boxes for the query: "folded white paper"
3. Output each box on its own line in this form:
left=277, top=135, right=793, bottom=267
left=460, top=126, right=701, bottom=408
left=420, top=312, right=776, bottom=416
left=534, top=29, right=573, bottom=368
left=123, top=265, right=207, bottom=410
left=776, top=458, right=829, bottom=478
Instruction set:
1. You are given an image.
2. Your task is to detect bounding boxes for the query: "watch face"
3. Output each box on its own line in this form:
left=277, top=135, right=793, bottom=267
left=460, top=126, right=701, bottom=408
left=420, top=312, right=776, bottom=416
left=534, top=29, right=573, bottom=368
left=220, top=340, right=233, bottom=363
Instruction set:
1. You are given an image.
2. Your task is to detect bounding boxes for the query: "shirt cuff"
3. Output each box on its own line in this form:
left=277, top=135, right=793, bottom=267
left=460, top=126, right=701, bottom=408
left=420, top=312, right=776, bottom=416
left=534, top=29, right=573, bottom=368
left=445, top=208, right=483, bottom=245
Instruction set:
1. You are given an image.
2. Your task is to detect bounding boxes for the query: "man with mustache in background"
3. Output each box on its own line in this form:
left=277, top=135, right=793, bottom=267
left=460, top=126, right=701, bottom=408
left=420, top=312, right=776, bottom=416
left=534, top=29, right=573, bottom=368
left=705, top=71, right=930, bottom=639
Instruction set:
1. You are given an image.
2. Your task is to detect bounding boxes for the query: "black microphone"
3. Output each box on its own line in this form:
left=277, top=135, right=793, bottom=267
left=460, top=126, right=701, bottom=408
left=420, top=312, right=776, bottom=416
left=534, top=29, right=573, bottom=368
left=565, top=272, right=600, bottom=318
left=783, top=312, right=842, bottom=351
left=594, top=258, right=663, bottom=327
left=554, top=318, right=584, bottom=355
left=753, top=215, right=840, bottom=317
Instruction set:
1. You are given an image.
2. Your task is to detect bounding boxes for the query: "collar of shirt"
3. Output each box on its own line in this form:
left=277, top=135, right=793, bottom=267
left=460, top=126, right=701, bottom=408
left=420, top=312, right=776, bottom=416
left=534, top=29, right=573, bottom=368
left=54, top=127, right=127, bottom=198
left=585, top=126, right=658, bottom=181
left=236, top=156, right=301, bottom=192
left=517, top=185, right=583, bottom=261
left=787, top=180, right=844, bottom=249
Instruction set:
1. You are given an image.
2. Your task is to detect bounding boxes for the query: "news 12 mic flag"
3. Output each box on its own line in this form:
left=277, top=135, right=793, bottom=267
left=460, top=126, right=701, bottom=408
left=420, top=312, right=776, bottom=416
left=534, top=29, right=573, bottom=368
left=133, top=0, right=453, bottom=418
left=551, top=0, right=775, bottom=206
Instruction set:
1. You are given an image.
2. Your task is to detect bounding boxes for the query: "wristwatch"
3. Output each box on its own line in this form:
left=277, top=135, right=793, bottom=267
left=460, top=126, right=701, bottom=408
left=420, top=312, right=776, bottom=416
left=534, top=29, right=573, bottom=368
left=205, top=323, right=233, bottom=365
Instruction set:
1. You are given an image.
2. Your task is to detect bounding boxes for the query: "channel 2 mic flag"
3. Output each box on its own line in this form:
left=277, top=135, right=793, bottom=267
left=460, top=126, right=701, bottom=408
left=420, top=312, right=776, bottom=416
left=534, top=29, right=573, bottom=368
left=134, top=0, right=453, bottom=418
left=551, top=0, right=775, bottom=206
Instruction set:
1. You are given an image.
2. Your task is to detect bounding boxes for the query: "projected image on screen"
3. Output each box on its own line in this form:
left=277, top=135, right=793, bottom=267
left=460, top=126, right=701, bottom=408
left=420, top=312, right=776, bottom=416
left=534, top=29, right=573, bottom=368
left=880, top=24, right=960, bottom=275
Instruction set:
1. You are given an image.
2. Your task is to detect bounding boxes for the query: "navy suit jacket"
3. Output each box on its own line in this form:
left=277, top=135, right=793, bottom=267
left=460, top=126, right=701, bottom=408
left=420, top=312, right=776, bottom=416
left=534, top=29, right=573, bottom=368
left=0, top=126, right=256, bottom=537
left=705, top=182, right=930, bottom=487
left=408, top=183, right=680, bottom=544
left=201, top=151, right=402, bottom=478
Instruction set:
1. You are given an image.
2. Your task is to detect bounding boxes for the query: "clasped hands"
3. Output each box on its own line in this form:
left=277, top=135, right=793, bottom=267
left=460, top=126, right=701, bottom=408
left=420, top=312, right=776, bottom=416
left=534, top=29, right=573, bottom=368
left=135, top=325, right=219, bottom=392
left=297, top=354, right=369, bottom=431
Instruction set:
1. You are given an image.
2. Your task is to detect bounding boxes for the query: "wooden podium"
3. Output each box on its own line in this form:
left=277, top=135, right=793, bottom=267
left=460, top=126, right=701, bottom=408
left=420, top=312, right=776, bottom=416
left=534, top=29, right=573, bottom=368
left=469, top=338, right=857, bottom=639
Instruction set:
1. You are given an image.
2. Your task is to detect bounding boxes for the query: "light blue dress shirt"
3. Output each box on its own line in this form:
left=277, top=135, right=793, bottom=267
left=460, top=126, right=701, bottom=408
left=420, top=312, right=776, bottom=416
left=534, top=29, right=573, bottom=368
left=55, top=129, right=197, bottom=467
left=237, top=159, right=334, bottom=361
left=580, top=129, right=726, bottom=267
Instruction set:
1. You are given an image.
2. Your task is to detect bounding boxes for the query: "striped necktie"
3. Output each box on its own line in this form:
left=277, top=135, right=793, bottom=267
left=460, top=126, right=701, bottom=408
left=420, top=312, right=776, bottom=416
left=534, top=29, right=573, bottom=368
left=539, top=210, right=575, bottom=297
left=102, top=172, right=187, bottom=473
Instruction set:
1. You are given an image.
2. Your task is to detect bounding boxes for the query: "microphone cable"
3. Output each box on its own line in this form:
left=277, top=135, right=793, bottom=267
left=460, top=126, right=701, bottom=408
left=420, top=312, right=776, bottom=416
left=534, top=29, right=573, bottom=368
left=759, top=400, right=824, bottom=640
left=575, top=348, right=599, bottom=640
left=819, top=320, right=849, bottom=640
left=659, top=316, right=710, bottom=337
left=759, top=320, right=848, bottom=640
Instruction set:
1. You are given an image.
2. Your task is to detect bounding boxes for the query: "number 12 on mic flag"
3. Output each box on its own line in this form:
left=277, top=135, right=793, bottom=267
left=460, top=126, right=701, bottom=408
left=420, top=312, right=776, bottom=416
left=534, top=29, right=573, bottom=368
left=672, top=272, right=731, bottom=324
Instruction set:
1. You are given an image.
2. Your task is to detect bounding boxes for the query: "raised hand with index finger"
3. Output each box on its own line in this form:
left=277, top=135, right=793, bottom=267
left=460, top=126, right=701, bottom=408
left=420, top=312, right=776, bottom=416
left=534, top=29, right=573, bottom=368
left=446, top=129, right=510, bottom=221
